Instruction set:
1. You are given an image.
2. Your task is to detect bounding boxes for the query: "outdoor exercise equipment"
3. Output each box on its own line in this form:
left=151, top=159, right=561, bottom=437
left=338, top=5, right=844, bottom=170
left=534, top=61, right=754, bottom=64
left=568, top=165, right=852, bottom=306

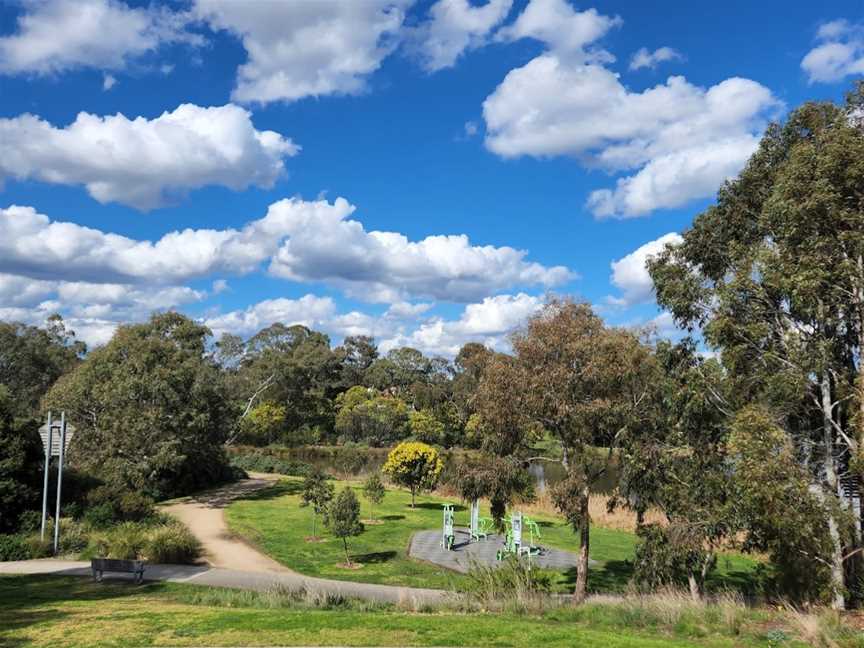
left=442, top=504, right=455, bottom=550
left=469, top=499, right=492, bottom=542
left=496, top=511, right=543, bottom=560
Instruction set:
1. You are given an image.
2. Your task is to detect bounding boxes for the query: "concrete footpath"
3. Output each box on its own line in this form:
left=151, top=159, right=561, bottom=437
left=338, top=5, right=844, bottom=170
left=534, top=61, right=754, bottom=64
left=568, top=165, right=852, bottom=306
left=0, top=559, right=447, bottom=605
left=0, top=475, right=447, bottom=606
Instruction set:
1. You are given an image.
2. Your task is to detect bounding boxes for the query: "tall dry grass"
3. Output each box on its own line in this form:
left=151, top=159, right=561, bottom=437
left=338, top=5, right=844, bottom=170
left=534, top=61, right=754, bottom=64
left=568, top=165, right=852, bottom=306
left=520, top=492, right=666, bottom=532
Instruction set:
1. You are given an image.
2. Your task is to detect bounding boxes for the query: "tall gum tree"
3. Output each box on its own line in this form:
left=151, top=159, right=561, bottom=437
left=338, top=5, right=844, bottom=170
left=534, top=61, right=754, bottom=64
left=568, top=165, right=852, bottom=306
left=475, top=299, right=653, bottom=603
left=649, top=84, right=864, bottom=609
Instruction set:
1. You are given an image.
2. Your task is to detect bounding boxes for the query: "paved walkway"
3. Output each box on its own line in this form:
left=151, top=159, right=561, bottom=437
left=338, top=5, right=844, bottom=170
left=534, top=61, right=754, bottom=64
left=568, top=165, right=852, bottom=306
left=0, top=559, right=446, bottom=605
left=410, top=528, right=594, bottom=573
left=0, top=476, right=446, bottom=605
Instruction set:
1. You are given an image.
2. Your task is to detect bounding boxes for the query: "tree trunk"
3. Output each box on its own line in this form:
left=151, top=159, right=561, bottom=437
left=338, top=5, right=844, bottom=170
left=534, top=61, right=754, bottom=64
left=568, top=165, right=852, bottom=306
left=687, top=574, right=701, bottom=603
left=312, top=511, right=316, bottom=538
left=573, top=484, right=590, bottom=605
left=411, top=486, right=416, bottom=508
left=343, top=538, right=351, bottom=566
left=820, top=372, right=847, bottom=610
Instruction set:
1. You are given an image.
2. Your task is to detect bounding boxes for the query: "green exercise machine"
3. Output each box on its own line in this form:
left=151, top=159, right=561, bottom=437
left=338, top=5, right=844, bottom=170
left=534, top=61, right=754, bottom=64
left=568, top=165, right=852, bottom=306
left=442, top=504, right=455, bottom=550
left=496, top=511, right=542, bottom=560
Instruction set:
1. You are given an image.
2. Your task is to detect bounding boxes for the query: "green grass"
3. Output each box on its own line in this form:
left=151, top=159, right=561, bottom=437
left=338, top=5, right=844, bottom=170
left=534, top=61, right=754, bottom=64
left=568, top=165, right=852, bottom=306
left=225, top=477, right=759, bottom=593
left=1, top=574, right=841, bottom=648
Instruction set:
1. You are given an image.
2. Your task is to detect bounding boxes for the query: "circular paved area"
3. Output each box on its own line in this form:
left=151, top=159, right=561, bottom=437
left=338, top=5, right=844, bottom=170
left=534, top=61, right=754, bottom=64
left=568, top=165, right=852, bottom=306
left=409, top=528, right=595, bottom=573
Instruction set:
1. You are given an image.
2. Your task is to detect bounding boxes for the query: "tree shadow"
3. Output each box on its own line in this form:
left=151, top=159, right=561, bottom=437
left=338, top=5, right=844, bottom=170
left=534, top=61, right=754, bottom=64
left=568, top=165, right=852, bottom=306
left=352, top=550, right=398, bottom=564
left=0, top=574, right=172, bottom=642
left=232, top=480, right=303, bottom=502
left=380, top=515, right=405, bottom=521
left=555, top=560, right=634, bottom=593
left=411, top=502, right=466, bottom=512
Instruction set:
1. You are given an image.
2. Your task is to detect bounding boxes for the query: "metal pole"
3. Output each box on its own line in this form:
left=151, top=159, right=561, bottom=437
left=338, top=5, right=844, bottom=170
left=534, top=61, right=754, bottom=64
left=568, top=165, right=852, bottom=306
left=40, top=412, right=53, bottom=541
left=53, top=412, right=66, bottom=555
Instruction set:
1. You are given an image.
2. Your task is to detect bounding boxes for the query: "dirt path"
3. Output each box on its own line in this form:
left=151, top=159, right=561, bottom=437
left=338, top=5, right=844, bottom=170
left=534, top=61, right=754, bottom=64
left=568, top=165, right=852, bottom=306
left=160, top=475, right=293, bottom=574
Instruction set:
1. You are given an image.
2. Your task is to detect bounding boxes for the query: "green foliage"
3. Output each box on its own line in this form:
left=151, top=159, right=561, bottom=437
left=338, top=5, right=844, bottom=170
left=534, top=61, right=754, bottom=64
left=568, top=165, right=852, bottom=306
left=648, top=84, right=864, bottom=607
left=452, top=454, right=534, bottom=527
left=382, top=441, right=443, bottom=507
left=144, top=523, right=202, bottom=564
left=361, top=473, right=385, bottom=521
left=229, top=449, right=312, bottom=477
left=301, top=469, right=334, bottom=537
left=43, top=312, right=234, bottom=500
left=633, top=524, right=697, bottom=592
left=335, top=387, right=410, bottom=446
left=240, top=401, right=288, bottom=446
left=0, top=385, right=43, bottom=533
left=727, top=405, right=835, bottom=603
left=325, top=487, right=364, bottom=565
left=0, top=315, right=83, bottom=420
left=85, top=485, right=156, bottom=525
left=408, top=409, right=445, bottom=445
left=0, top=534, right=30, bottom=561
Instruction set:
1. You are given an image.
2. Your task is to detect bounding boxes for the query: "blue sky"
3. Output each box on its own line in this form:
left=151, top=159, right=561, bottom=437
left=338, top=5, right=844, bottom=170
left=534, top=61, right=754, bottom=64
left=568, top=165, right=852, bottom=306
left=0, top=0, right=861, bottom=354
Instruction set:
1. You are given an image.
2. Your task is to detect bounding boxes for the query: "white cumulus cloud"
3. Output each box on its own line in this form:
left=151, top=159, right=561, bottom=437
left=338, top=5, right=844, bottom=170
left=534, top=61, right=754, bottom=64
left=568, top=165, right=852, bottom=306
left=265, top=198, right=573, bottom=302
left=629, top=46, right=682, bottom=71
left=483, top=53, right=780, bottom=218
left=495, top=0, right=620, bottom=59
left=380, top=293, right=544, bottom=356
left=195, top=0, right=410, bottom=104
left=411, top=0, right=513, bottom=72
left=801, top=19, right=864, bottom=83
left=0, top=198, right=571, bottom=303
left=607, top=233, right=682, bottom=306
left=0, top=103, right=299, bottom=210
left=0, top=0, right=199, bottom=75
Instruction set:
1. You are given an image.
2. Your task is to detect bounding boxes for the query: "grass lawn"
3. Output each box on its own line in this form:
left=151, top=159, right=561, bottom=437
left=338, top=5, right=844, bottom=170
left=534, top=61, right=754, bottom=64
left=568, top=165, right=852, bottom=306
left=225, top=478, right=759, bottom=593
left=0, top=575, right=827, bottom=648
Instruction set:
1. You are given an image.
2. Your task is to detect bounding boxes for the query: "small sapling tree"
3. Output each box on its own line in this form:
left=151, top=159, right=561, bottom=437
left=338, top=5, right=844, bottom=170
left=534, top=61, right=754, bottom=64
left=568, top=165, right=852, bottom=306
left=300, top=468, right=334, bottom=540
left=327, top=487, right=364, bottom=566
left=362, top=472, right=386, bottom=522
left=382, top=441, right=443, bottom=508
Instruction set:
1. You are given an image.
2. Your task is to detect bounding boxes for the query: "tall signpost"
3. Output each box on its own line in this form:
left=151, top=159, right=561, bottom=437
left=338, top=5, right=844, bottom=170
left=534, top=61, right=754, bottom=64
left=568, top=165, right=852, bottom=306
left=53, top=412, right=66, bottom=554
left=40, top=412, right=53, bottom=540
left=39, top=412, right=74, bottom=552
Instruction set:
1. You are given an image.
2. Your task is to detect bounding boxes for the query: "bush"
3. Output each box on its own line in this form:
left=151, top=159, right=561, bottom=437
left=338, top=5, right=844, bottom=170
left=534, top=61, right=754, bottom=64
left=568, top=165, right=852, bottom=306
left=229, top=450, right=313, bottom=477
left=86, top=519, right=201, bottom=564
left=17, top=510, right=42, bottom=533
left=86, top=485, right=155, bottom=524
left=23, top=535, right=51, bottom=559
left=145, top=523, right=202, bottom=564
left=90, top=522, right=148, bottom=560
left=0, top=534, right=30, bottom=561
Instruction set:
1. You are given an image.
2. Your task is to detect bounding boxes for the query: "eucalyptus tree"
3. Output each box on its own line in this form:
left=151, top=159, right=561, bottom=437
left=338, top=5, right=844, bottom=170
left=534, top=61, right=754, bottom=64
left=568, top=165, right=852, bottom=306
left=475, top=299, right=654, bottom=603
left=649, top=84, right=864, bottom=608
left=617, top=339, right=735, bottom=600
left=43, top=312, right=232, bottom=499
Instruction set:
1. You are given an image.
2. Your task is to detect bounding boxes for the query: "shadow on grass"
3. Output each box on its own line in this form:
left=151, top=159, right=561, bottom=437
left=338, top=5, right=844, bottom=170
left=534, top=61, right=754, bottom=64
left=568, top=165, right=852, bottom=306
left=380, top=515, right=406, bottom=521
left=554, top=560, right=634, bottom=594
left=353, top=550, right=398, bottom=564
left=411, top=502, right=466, bottom=512
left=0, top=574, right=168, bottom=644
left=232, top=480, right=304, bottom=502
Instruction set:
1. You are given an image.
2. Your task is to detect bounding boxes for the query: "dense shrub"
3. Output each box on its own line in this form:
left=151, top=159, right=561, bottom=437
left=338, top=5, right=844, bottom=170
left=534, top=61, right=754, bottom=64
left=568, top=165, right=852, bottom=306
left=85, top=485, right=155, bottom=526
left=230, top=450, right=312, bottom=477
left=88, top=520, right=202, bottom=564
left=89, top=522, right=148, bottom=560
left=0, top=534, right=30, bottom=561
left=144, top=523, right=202, bottom=564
